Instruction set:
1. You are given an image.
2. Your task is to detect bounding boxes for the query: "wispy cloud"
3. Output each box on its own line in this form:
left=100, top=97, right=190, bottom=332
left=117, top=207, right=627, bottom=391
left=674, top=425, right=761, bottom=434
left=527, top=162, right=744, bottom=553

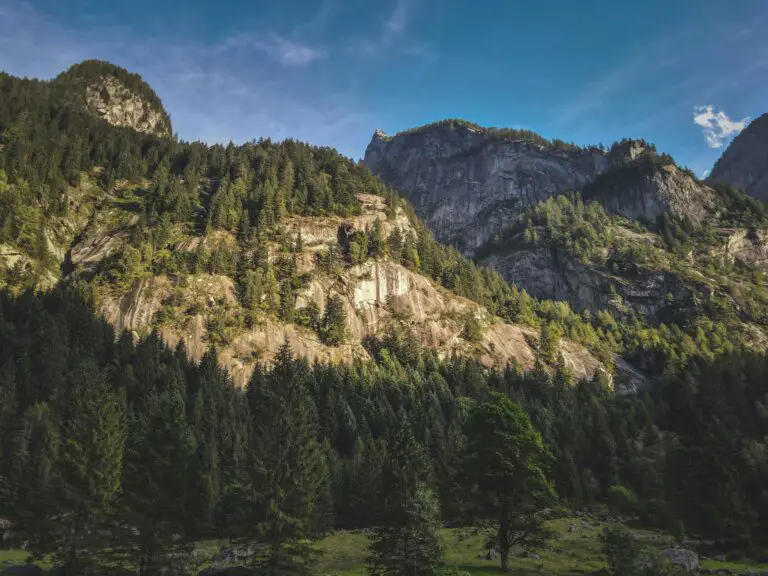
left=217, top=33, right=327, bottom=67
left=693, top=105, right=750, bottom=148
left=386, top=0, right=408, bottom=33
left=348, top=0, right=434, bottom=61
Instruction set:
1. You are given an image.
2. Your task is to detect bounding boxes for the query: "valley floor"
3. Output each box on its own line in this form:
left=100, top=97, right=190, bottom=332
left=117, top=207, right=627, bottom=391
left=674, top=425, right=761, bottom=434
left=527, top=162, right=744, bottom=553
left=2, top=517, right=766, bottom=575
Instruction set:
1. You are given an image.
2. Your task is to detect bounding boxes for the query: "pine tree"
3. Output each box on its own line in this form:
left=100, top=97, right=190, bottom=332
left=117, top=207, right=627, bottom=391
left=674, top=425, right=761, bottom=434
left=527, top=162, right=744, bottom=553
left=239, top=342, right=330, bottom=576
left=54, top=361, right=126, bottom=573
left=367, top=414, right=444, bottom=576
left=320, top=294, right=347, bottom=345
left=119, top=369, right=197, bottom=575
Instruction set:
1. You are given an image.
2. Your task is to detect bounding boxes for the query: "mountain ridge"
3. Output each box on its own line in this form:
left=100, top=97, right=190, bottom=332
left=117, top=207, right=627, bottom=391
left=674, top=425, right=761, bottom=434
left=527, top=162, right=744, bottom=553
left=0, top=62, right=620, bottom=388
left=709, top=112, right=768, bottom=201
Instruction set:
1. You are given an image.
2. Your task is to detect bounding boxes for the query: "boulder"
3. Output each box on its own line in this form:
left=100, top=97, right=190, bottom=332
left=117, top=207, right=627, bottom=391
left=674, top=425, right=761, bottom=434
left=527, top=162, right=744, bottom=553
left=660, top=547, right=699, bottom=571
left=520, top=550, right=541, bottom=560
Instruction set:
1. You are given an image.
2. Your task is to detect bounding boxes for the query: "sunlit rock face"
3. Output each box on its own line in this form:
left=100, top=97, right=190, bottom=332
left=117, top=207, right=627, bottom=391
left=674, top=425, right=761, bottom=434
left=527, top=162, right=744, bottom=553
left=85, top=76, right=170, bottom=136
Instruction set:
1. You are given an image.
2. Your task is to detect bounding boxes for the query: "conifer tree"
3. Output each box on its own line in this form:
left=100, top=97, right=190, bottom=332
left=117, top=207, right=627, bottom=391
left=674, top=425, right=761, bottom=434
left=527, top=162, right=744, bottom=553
left=367, top=414, right=445, bottom=576
left=53, top=361, right=126, bottom=573
left=320, top=294, right=347, bottom=345
left=239, top=342, right=330, bottom=576
left=119, top=369, right=197, bottom=575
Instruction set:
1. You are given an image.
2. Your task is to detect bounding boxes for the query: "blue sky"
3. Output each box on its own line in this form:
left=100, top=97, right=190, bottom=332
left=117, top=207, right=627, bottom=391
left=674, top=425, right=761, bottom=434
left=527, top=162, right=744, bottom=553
left=1, top=0, right=766, bottom=176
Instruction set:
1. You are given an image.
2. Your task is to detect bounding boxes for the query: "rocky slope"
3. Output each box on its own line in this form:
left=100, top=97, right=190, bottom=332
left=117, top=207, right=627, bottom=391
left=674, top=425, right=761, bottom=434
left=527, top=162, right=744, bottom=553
left=0, top=176, right=610, bottom=388
left=709, top=113, right=768, bottom=201
left=582, top=154, right=715, bottom=225
left=364, top=120, right=645, bottom=253
left=368, top=120, right=768, bottom=355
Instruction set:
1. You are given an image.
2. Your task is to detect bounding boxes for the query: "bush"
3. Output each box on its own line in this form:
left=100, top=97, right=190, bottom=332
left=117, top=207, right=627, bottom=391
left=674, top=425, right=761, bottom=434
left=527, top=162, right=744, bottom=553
left=602, top=525, right=640, bottom=576
left=461, top=315, right=483, bottom=344
left=607, top=484, right=638, bottom=517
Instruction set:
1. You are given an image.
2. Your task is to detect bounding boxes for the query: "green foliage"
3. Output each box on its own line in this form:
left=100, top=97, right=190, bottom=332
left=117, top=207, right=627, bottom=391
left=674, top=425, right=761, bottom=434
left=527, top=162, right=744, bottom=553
left=367, top=415, right=445, bottom=576
left=606, top=484, right=638, bottom=517
left=539, top=321, right=563, bottom=363
left=240, top=343, right=331, bottom=575
left=0, top=288, right=768, bottom=572
left=320, top=294, right=347, bottom=345
left=461, top=315, right=483, bottom=344
left=460, top=393, right=556, bottom=571
left=602, top=525, right=641, bottom=576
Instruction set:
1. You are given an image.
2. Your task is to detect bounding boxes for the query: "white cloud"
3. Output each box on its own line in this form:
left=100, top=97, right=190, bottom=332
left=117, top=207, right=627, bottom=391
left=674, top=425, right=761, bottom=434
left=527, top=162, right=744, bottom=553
left=693, top=105, right=750, bottom=149
left=702, top=169, right=710, bottom=178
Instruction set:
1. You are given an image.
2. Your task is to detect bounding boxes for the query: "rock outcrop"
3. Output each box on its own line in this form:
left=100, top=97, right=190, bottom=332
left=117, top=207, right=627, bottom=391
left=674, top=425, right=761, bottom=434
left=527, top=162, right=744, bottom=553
left=364, top=121, right=643, bottom=254
left=85, top=76, right=170, bottom=136
left=709, top=113, right=768, bottom=201
left=481, top=245, right=696, bottom=320
left=583, top=158, right=715, bottom=225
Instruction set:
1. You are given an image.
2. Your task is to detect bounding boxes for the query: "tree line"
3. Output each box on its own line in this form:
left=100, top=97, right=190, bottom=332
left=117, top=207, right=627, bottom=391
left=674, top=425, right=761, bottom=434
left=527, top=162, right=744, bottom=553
left=0, top=287, right=766, bottom=574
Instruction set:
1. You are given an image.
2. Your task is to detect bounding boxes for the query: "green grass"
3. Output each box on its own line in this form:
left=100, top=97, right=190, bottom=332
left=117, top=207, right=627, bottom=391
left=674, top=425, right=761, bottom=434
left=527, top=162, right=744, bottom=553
left=3, top=518, right=766, bottom=575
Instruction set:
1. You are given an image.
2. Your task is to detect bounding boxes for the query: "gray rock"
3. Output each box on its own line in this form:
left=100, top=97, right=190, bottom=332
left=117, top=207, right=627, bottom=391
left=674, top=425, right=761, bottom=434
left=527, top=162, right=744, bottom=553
left=709, top=112, right=768, bottom=202
left=364, top=122, right=622, bottom=255
left=486, top=548, right=497, bottom=561
left=660, top=547, right=700, bottom=571
left=568, top=524, right=579, bottom=533
left=521, top=550, right=541, bottom=560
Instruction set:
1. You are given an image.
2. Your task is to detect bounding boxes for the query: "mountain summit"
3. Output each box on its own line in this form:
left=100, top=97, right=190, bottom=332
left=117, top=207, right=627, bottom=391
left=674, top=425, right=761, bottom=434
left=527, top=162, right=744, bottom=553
left=709, top=113, right=768, bottom=201
left=55, top=60, right=172, bottom=136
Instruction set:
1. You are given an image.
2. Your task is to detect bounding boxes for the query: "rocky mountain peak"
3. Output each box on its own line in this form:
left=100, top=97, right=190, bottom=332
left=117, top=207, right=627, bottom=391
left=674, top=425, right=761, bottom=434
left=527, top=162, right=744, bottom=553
left=709, top=112, right=768, bottom=201
left=583, top=151, right=715, bottom=225
left=56, top=60, right=172, bottom=137
left=364, top=119, right=612, bottom=254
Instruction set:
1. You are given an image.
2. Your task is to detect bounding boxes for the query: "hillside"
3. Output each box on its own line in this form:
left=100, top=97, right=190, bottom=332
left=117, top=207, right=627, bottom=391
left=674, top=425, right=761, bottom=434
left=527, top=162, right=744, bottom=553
left=0, top=63, right=613, bottom=387
left=364, top=120, right=650, bottom=253
left=368, top=122, right=768, bottom=372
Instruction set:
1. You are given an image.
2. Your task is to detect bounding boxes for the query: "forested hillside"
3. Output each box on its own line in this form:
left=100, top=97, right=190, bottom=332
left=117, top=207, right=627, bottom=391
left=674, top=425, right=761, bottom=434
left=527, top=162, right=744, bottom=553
left=0, top=288, right=767, bottom=574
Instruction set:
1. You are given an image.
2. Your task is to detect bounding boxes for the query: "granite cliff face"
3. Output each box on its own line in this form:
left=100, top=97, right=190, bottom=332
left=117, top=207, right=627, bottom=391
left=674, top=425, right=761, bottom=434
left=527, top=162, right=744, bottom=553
left=364, top=120, right=643, bottom=253
left=709, top=113, right=768, bottom=201
left=56, top=59, right=173, bottom=137
left=582, top=156, right=716, bottom=225
left=85, top=76, right=170, bottom=136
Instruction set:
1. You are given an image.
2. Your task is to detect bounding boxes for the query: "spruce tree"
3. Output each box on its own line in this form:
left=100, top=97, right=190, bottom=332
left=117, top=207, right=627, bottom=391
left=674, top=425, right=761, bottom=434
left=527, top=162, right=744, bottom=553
left=366, top=414, right=444, bottom=576
left=54, top=361, right=126, bottom=573
left=320, top=294, right=346, bottom=345
left=119, top=369, right=197, bottom=575
left=239, top=342, right=330, bottom=576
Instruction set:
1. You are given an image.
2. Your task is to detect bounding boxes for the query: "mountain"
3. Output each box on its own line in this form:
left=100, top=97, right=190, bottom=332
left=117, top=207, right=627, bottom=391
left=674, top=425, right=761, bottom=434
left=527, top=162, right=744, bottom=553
left=367, top=119, right=768, bottom=366
left=0, top=62, right=612, bottom=388
left=709, top=112, right=768, bottom=201
left=364, top=119, right=648, bottom=254
left=58, top=59, right=172, bottom=136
